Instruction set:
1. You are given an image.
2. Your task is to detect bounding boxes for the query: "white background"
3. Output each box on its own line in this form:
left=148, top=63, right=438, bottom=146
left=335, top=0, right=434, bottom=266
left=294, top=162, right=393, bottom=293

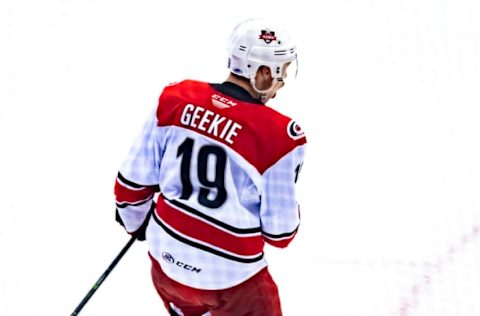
left=1, top=0, right=480, bottom=315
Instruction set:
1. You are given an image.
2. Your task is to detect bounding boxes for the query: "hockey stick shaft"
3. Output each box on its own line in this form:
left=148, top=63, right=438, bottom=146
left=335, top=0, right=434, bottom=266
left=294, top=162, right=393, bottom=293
left=71, top=235, right=137, bottom=316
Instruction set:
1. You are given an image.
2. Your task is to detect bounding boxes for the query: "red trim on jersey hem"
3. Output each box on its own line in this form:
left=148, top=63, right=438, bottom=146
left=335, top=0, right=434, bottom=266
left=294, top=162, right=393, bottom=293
left=166, top=198, right=261, bottom=234
left=152, top=212, right=264, bottom=263
left=156, top=197, right=264, bottom=257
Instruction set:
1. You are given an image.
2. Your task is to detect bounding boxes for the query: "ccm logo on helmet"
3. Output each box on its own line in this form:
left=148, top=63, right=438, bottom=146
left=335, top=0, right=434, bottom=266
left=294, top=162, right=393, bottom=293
left=287, top=120, right=305, bottom=140
left=259, top=29, right=277, bottom=44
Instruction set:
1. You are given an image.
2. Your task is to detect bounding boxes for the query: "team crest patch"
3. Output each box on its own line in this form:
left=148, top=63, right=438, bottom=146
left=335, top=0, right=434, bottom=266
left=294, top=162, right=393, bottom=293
left=287, top=120, right=305, bottom=140
left=259, top=29, right=277, bottom=44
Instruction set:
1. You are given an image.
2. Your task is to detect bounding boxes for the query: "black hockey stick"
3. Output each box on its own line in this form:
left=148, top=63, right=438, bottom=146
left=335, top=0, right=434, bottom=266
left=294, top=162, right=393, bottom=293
left=70, top=235, right=137, bottom=316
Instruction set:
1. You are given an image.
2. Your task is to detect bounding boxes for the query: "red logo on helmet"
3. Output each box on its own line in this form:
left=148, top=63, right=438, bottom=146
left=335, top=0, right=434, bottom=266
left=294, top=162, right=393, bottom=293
left=259, top=30, right=277, bottom=44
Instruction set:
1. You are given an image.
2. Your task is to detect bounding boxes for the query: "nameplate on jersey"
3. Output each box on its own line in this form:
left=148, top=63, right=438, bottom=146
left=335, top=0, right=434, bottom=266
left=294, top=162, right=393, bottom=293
left=180, top=104, right=243, bottom=144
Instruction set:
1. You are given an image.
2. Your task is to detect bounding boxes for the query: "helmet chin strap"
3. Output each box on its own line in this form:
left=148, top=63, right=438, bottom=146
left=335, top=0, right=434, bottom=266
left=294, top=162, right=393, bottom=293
left=249, top=76, right=281, bottom=103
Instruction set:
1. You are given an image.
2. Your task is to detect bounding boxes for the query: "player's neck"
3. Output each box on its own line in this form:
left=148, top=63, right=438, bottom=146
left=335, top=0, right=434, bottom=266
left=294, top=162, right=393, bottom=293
left=225, top=74, right=262, bottom=102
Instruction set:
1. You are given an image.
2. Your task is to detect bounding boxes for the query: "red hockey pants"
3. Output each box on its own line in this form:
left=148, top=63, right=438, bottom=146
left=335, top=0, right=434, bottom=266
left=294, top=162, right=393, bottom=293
left=149, top=253, right=282, bottom=316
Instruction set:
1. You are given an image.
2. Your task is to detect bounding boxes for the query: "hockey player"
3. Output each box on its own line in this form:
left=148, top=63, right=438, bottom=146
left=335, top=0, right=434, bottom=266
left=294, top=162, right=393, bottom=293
left=114, top=19, right=306, bottom=316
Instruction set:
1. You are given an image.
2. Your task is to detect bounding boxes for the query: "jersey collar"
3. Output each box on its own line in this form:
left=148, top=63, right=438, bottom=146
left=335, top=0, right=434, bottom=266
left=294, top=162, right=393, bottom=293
left=210, top=82, right=264, bottom=105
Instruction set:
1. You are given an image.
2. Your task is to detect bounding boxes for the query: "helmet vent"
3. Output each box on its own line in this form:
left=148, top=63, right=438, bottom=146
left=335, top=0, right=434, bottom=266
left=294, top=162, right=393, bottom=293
left=239, top=45, right=247, bottom=51
left=274, top=48, right=296, bottom=56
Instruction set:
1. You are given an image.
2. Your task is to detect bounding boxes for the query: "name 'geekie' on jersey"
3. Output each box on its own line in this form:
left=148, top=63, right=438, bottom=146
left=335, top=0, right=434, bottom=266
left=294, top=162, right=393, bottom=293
left=180, top=103, right=243, bottom=144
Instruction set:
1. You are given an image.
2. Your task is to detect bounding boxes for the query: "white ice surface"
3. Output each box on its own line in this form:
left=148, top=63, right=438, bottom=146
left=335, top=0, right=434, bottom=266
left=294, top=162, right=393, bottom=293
left=1, top=1, right=479, bottom=315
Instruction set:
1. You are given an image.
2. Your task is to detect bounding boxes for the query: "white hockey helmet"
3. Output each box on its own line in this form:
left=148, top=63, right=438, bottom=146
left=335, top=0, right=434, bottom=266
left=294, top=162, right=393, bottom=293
left=227, top=19, right=297, bottom=83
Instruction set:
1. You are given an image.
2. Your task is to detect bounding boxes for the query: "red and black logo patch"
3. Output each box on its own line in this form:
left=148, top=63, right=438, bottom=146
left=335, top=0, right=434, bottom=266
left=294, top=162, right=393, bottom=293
left=259, top=29, right=277, bottom=44
left=287, top=120, right=305, bottom=140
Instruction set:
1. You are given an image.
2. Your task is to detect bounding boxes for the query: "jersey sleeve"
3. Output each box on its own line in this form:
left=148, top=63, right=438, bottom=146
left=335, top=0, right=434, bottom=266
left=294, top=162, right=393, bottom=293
left=114, top=108, right=162, bottom=233
left=260, top=143, right=305, bottom=248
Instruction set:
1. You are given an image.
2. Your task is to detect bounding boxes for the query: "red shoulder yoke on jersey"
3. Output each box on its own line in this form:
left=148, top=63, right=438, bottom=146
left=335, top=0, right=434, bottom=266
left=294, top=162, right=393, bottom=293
left=156, top=80, right=306, bottom=174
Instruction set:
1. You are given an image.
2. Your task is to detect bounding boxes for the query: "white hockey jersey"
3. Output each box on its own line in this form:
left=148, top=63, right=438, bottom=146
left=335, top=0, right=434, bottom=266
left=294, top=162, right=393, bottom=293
left=115, top=80, right=306, bottom=290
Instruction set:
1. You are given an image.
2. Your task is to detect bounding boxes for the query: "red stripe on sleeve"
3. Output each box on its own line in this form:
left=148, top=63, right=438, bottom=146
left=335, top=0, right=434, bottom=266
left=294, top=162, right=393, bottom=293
left=114, top=179, right=156, bottom=205
left=263, top=232, right=297, bottom=248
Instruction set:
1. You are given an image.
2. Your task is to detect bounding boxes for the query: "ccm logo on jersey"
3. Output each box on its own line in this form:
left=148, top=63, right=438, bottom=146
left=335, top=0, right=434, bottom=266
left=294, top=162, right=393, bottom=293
left=212, top=94, right=237, bottom=109
left=287, top=120, right=305, bottom=140
left=162, top=252, right=202, bottom=273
